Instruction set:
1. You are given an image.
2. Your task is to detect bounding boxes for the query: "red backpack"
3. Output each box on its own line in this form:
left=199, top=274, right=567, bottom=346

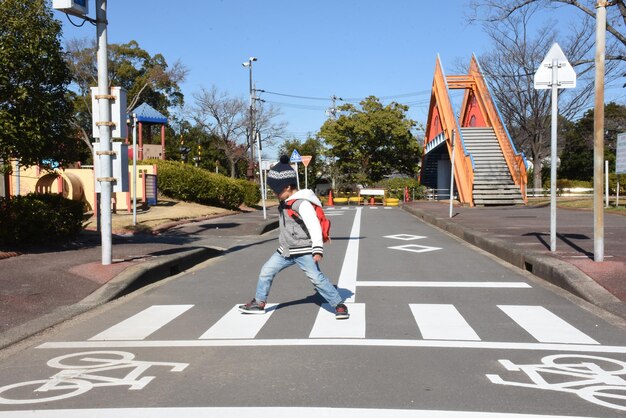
left=285, top=199, right=331, bottom=243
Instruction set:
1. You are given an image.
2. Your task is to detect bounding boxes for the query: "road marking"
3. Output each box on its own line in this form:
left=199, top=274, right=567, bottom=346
left=388, top=244, right=441, bottom=253
left=0, top=407, right=597, bottom=417
left=357, top=281, right=531, bottom=288
left=309, top=303, right=365, bottom=338
left=384, top=234, right=426, bottom=240
left=337, top=207, right=362, bottom=302
left=410, top=304, right=480, bottom=341
left=89, top=305, right=194, bottom=341
left=199, top=304, right=278, bottom=339
left=499, top=305, right=599, bottom=345
left=0, top=406, right=585, bottom=418
left=37, top=339, right=626, bottom=353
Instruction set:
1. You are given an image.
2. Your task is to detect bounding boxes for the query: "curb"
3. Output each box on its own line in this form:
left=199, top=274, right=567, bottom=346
left=402, top=205, right=625, bottom=320
left=0, top=246, right=222, bottom=351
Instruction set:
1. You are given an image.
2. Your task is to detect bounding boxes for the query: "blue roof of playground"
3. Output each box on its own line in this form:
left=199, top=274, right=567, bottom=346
left=132, top=103, right=168, bottom=124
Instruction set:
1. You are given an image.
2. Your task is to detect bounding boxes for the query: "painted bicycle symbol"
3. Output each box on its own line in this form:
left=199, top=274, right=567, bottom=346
left=487, top=354, right=626, bottom=411
left=0, top=350, right=188, bottom=405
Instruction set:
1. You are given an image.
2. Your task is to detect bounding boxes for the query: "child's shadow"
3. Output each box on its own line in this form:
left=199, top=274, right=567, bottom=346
left=269, top=287, right=355, bottom=313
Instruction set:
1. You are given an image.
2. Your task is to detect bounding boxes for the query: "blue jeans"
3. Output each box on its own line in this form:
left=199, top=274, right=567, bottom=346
left=255, top=252, right=343, bottom=307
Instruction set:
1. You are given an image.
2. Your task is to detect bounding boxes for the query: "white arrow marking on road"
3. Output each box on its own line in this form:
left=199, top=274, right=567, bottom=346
left=388, top=244, right=441, bottom=253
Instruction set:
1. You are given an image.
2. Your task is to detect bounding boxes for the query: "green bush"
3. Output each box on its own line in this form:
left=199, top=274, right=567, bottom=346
left=149, top=160, right=245, bottom=209
left=375, top=178, right=426, bottom=200
left=0, top=193, right=84, bottom=247
left=236, top=179, right=261, bottom=207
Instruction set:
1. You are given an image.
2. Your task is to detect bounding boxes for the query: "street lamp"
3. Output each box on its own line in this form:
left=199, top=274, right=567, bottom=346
left=242, top=57, right=257, bottom=180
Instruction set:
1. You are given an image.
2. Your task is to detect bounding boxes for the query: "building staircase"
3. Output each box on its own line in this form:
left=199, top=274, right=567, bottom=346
left=461, top=127, right=525, bottom=205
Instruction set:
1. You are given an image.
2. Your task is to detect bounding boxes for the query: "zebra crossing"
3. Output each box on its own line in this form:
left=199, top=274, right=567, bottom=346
left=63, top=302, right=600, bottom=346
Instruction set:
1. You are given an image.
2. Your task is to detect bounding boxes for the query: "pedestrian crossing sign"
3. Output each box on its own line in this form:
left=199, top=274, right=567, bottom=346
left=290, top=149, right=302, bottom=163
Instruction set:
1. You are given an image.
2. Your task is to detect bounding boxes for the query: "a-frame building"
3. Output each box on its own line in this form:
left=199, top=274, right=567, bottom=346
left=420, top=55, right=528, bottom=206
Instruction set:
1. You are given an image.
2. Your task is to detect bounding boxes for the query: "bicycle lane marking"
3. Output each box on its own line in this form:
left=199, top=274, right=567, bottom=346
left=0, top=351, right=188, bottom=405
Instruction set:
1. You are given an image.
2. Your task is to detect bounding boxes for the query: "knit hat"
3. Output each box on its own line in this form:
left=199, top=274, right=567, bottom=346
left=267, top=155, right=298, bottom=194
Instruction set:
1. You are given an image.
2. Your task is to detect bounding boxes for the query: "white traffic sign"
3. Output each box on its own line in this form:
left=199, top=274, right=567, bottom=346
left=534, top=43, right=576, bottom=89
left=534, top=43, right=577, bottom=253
left=290, top=149, right=302, bottom=163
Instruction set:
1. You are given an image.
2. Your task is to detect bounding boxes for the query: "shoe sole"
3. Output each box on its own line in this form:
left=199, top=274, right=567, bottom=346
left=238, top=307, right=266, bottom=314
left=335, top=314, right=350, bottom=320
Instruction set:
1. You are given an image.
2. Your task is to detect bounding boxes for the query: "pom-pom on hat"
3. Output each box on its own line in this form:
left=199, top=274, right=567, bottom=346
left=267, top=155, right=298, bottom=195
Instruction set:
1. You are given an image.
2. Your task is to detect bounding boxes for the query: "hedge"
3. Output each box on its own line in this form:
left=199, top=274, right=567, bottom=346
left=148, top=160, right=261, bottom=209
left=375, top=178, right=426, bottom=200
left=0, top=193, right=84, bottom=247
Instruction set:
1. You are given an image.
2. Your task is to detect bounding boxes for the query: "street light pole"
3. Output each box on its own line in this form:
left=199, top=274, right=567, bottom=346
left=242, top=57, right=257, bottom=180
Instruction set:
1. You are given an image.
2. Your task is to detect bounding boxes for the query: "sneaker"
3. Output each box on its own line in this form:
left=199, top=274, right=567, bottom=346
left=238, top=299, right=266, bottom=314
left=335, top=303, right=350, bottom=320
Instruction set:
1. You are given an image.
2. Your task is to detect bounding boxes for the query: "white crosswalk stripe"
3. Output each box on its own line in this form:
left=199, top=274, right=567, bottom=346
left=498, top=305, right=599, bottom=345
left=199, top=304, right=278, bottom=339
left=410, top=304, right=480, bottom=341
left=84, top=303, right=601, bottom=347
left=309, top=303, right=366, bottom=338
left=89, top=305, right=194, bottom=341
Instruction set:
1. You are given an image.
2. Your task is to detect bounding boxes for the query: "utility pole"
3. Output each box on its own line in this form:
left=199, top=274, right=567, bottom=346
left=328, top=95, right=342, bottom=119
left=593, top=1, right=607, bottom=262
left=95, top=0, right=113, bottom=265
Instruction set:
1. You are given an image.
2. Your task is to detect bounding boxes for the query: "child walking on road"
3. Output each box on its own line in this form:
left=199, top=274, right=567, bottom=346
left=239, top=155, right=350, bottom=319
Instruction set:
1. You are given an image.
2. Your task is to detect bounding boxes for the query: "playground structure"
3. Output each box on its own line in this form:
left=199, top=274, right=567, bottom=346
left=5, top=160, right=158, bottom=213
left=420, top=55, right=528, bottom=206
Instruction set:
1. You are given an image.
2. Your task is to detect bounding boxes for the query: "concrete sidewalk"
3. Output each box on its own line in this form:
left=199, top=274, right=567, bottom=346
left=402, top=201, right=626, bottom=320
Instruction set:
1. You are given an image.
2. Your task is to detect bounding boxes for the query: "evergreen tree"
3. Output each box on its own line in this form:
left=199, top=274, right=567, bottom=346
left=0, top=0, right=78, bottom=170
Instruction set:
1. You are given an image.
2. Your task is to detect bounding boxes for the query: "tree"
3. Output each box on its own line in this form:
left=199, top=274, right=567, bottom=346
left=318, top=96, right=420, bottom=185
left=0, top=0, right=80, bottom=171
left=469, top=0, right=626, bottom=64
left=65, top=38, right=188, bottom=153
left=559, top=102, right=626, bottom=179
left=467, top=3, right=619, bottom=189
left=278, top=136, right=327, bottom=188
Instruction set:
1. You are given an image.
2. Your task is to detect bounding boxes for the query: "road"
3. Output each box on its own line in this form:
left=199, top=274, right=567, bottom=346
left=1, top=206, right=626, bottom=417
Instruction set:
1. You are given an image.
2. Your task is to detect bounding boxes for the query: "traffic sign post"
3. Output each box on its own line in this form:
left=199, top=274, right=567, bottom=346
left=301, top=155, right=312, bottom=189
left=290, top=150, right=302, bottom=189
left=534, top=43, right=576, bottom=253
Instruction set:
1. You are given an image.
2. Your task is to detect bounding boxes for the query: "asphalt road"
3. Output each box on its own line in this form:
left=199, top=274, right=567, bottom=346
left=1, top=206, right=625, bottom=417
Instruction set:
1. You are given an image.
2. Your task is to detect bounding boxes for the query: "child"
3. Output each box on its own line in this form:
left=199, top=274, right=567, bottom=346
left=239, top=155, right=349, bottom=319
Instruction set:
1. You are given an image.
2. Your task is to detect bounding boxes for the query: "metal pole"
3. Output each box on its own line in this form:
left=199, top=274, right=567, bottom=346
left=550, top=59, right=558, bottom=253
left=248, top=60, right=255, bottom=180
left=96, top=0, right=112, bottom=265
left=605, top=160, right=609, bottom=207
left=593, top=1, right=606, bottom=262
left=132, top=113, right=137, bottom=226
left=256, top=131, right=266, bottom=220
left=449, top=130, right=456, bottom=218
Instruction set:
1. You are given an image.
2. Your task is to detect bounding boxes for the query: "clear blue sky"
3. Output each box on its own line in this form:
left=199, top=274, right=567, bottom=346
left=55, top=1, right=624, bottom=157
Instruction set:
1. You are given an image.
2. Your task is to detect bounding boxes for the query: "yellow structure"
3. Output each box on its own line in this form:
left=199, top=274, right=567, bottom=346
left=7, top=161, right=157, bottom=213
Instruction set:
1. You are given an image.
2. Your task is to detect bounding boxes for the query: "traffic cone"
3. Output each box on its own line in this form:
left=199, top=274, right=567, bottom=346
left=327, top=189, right=334, bottom=206
left=404, top=186, right=409, bottom=202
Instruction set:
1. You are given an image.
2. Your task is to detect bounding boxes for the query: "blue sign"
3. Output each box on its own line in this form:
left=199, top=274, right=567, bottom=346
left=290, top=149, right=302, bottom=163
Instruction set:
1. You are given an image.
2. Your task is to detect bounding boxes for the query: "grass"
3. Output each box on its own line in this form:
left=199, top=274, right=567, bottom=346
left=527, top=196, right=626, bottom=215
